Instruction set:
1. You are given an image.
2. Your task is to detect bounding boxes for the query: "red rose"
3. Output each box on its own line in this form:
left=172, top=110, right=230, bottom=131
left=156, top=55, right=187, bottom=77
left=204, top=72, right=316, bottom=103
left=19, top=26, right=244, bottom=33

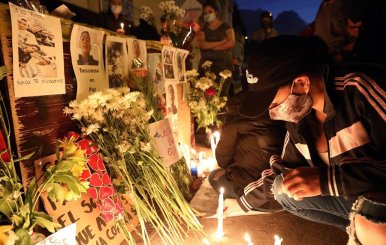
left=204, top=88, right=216, bottom=97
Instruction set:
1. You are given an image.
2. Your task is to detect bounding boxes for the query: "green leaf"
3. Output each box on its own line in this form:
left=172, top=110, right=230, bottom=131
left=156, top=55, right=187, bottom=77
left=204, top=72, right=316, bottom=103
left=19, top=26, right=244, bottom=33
left=11, top=213, right=23, bottom=226
left=0, top=194, right=16, bottom=217
left=13, top=152, right=34, bottom=162
left=53, top=174, right=82, bottom=195
left=47, top=183, right=65, bottom=202
left=32, top=210, right=54, bottom=220
left=19, top=203, right=30, bottom=217
left=15, top=228, right=30, bottom=245
left=24, top=178, right=36, bottom=206
left=55, top=159, right=76, bottom=173
left=34, top=216, right=61, bottom=233
left=22, top=213, right=30, bottom=229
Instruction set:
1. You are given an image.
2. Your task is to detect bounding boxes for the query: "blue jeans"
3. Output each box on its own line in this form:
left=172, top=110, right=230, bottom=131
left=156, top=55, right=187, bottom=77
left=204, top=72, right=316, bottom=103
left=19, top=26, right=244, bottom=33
left=347, top=195, right=386, bottom=245
left=273, top=175, right=355, bottom=230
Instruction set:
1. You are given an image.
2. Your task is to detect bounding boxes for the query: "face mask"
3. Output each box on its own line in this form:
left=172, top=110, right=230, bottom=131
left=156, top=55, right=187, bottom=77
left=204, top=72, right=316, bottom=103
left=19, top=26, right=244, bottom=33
left=269, top=82, right=313, bottom=123
left=204, top=13, right=216, bottom=23
left=111, top=5, right=122, bottom=15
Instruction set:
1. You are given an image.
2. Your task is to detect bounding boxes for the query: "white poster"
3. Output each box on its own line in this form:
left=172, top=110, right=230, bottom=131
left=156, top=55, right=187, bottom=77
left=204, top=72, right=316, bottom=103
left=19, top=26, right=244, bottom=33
left=127, top=38, right=147, bottom=71
left=149, top=118, right=180, bottom=167
left=148, top=53, right=167, bottom=118
left=148, top=53, right=164, bottom=94
left=176, top=49, right=189, bottom=83
left=10, top=2, right=65, bottom=97
left=36, top=223, right=76, bottom=245
left=105, top=35, right=128, bottom=89
left=165, top=82, right=178, bottom=117
left=70, top=24, right=106, bottom=101
left=161, top=46, right=177, bottom=83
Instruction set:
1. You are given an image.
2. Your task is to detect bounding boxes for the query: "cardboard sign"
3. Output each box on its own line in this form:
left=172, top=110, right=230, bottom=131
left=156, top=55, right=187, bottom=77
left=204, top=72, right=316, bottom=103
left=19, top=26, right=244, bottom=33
left=149, top=117, right=181, bottom=167
left=36, top=223, right=76, bottom=245
left=35, top=154, right=138, bottom=245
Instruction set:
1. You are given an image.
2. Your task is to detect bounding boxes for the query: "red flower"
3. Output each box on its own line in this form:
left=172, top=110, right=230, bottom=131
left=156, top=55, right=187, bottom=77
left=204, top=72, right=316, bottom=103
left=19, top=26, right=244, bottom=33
left=204, top=88, right=215, bottom=97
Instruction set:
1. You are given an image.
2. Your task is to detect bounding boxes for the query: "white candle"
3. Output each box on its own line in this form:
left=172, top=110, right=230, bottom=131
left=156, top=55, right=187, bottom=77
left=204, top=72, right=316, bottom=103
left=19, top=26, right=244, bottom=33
left=203, top=238, right=210, bottom=245
left=274, top=235, right=283, bottom=245
left=210, top=131, right=220, bottom=161
left=210, top=134, right=216, bottom=159
left=120, top=22, right=124, bottom=29
left=244, top=233, right=253, bottom=245
left=216, top=187, right=224, bottom=238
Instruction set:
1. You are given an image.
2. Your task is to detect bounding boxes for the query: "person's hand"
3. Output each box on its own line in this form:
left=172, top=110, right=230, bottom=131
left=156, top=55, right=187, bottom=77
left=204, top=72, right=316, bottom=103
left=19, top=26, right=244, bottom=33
left=278, top=167, right=321, bottom=201
left=116, top=28, right=125, bottom=34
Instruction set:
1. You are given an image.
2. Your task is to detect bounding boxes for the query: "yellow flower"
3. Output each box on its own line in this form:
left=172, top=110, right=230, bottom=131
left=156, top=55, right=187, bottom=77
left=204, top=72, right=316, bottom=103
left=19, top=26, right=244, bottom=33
left=0, top=225, right=18, bottom=245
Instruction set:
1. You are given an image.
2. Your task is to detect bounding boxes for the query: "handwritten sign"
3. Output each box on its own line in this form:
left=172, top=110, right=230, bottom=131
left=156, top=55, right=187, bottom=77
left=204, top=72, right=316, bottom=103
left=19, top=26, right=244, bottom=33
left=36, top=223, right=76, bottom=245
left=9, top=2, right=65, bottom=97
left=149, top=117, right=181, bottom=167
left=35, top=154, right=138, bottom=245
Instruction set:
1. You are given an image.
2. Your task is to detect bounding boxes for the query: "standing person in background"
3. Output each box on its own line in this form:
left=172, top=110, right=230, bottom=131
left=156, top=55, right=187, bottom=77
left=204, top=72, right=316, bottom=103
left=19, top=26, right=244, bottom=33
left=252, top=11, right=279, bottom=43
left=99, top=0, right=130, bottom=35
left=344, top=0, right=386, bottom=65
left=314, top=0, right=347, bottom=63
left=197, top=0, right=235, bottom=97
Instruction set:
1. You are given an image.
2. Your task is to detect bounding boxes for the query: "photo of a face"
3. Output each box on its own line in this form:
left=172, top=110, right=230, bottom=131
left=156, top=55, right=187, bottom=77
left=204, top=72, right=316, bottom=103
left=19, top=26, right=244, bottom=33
left=77, top=31, right=99, bottom=66
left=131, top=40, right=143, bottom=69
left=17, top=17, right=57, bottom=78
left=166, top=84, right=177, bottom=115
left=177, top=52, right=185, bottom=82
left=107, top=41, right=124, bottom=88
left=128, top=38, right=147, bottom=70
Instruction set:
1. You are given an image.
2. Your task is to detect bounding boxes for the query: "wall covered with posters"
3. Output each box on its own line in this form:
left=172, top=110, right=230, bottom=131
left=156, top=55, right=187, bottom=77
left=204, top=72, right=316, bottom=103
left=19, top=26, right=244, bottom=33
left=0, top=1, right=195, bottom=243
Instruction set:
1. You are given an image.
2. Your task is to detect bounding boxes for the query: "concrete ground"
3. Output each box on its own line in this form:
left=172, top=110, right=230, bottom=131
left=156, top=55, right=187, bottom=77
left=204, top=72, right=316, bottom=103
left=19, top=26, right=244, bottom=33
left=185, top=211, right=348, bottom=245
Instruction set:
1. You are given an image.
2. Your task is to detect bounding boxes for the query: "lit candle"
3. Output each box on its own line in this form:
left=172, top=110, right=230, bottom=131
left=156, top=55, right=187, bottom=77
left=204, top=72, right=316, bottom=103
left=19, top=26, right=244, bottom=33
left=203, top=238, right=210, bottom=245
left=216, top=187, right=224, bottom=238
left=120, top=22, right=124, bottom=29
left=244, top=233, right=253, bottom=245
left=274, top=235, right=283, bottom=245
left=210, top=131, right=220, bottom=161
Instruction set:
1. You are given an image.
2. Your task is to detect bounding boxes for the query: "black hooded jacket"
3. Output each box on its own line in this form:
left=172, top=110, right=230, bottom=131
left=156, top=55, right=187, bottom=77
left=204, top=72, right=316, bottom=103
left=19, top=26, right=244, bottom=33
left=215, top=91, right=286, bottom=206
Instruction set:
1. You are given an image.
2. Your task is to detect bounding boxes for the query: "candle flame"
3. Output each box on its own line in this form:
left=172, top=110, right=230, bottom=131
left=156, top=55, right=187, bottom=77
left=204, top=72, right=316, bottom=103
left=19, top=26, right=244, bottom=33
left=244, top=233, right=252, bottom=242
left=120, top=22, right=124, bottom=29
left=274, top=234, right=283, bottom=245
left=220, top=187, right=224, bottom=194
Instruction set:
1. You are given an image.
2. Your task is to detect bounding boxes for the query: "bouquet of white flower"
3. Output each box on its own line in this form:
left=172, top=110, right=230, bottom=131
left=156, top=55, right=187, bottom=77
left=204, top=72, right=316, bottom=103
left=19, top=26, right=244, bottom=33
left=139, top=6, right=154, bottom=24
left=158, top=0, right=185, bottom=18
left=65, top=88, right=202, bottom=245
left=187, top=64, right=230, bottom=132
